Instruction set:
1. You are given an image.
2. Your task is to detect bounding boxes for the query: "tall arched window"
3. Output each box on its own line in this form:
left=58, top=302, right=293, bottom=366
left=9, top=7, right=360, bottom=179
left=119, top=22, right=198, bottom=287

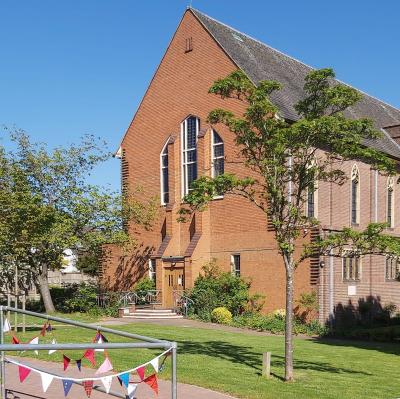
left=387, top=177, right=394, bottom=227
left=181, top=116, right=199, bottom=196
left=306, top=160, right=318, bottom=218
left=351, top=165, right=360, bottom=224
left=212, top=130, right=224, bottom=177
left=160, top=141, right=169, bottom=205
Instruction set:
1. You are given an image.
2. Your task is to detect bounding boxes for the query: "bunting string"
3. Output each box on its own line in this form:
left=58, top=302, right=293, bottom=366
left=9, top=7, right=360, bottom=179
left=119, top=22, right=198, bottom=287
left=5, top=348, right=171, bottom=382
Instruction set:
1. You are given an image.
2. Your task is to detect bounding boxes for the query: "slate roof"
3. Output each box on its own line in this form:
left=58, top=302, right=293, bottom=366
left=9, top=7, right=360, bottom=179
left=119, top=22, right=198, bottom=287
left=190, top=8, right=400, bottom=159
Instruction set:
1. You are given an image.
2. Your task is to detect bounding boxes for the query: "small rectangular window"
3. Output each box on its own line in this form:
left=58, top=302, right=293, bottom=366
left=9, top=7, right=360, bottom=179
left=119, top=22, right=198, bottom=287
left=185, top=37, right=193, bottom=53
left=149, top=259, right=156, bottom=282
left=231, top=254, right=241, bottom=277
left=343, top=256, right=361, bottom=281
left=386, top=257, right=399, bottom=281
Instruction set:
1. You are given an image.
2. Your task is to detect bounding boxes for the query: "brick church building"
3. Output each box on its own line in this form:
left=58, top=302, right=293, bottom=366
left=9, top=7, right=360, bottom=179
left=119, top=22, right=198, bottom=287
left=101, top=8, right=400, bottom=322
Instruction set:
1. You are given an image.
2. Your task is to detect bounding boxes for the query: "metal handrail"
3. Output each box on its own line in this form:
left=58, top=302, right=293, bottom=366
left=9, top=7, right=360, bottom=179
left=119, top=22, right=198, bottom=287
left=173, top=291, right=194, bottom=317
left=0, top=306, right=177, bottom=399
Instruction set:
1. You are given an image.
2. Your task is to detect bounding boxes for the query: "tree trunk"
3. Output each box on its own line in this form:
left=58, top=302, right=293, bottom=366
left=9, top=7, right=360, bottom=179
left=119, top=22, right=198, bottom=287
left=37, top=264, right=55, bottom=313
left=284, top=256, right=294, bottom=382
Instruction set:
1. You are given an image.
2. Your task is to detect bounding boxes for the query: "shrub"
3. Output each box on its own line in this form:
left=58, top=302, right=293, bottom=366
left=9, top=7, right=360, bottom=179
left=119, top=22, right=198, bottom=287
left=134, top=277, right=156, bottom=293
left=273, top=309, right=286, bottom=320
left=295, top=291, right=318, bottom=322
left=188, top=260, right=258, bottom=321
left=211, top=307, right=233, bottom=324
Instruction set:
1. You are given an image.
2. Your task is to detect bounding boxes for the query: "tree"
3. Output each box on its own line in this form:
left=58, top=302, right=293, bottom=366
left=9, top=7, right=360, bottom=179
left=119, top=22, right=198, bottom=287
left=179, top=68, right=400, bottom=381
left=0, top=128, right=157, bottom=313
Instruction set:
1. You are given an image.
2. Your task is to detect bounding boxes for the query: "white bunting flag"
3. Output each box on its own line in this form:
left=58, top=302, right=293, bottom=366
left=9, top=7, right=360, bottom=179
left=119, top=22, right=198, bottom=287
left=40, top=372, right=54, bottom=392
left=127, top=383, right=138, bottom=398
left=29, top=336, right=39, bottom=355
left=95, top=335, right=105, bottom=352
left=150, top=356, right=159, bottom=373
left=101, top=376, right=113, bottom=394
left=49, top=338, right=57, bottom=355
left=2, top=318, right=11, bottom=333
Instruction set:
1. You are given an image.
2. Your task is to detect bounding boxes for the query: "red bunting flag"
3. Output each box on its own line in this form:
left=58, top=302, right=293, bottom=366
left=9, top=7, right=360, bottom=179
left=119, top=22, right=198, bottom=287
left=12, top=336, right=20, bottom=345
left=18, top=365, right=31, bottom=383
left=144, top=374, right=158, bottom=395
left=83, top=380, right=94, bottom=397
left=63, top=355, right=71, bottom=371
left=136, top=365, right=145, bottom=381
left=83, top=349, right=96, bottom=366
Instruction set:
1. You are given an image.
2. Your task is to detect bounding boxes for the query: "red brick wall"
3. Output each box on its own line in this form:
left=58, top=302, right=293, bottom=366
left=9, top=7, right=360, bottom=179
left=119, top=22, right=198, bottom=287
left=101, top=9, right=314, bottom=312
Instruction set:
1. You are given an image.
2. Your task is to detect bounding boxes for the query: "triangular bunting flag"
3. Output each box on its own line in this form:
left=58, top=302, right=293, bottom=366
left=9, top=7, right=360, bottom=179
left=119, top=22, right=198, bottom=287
left=62, top=379, right=73, bottom=397
left=95, top=334, right=104, bottom=352
left=136, top=365, right=145, bottom=381
left=95, top=356, right=113, bottom=374
left=127, top=383, right=138, bottom=398
left=119, top=372, right=130, bottom=388
left=29, top=336, right=39, bottom=355
left=12, top=335, right=20, bottom=344
left=144, top=374, right=158, bottom=395
left=100, top=333, right=108, bottom=342
left=40, top=372, right=54, bottom=392
left=83, top=380, right=94, bottom=398
left=49, top=338, right=57, bottom=355
left=18, top=365, right=31, bottom=383
left=83, top=349, right=96, bottom=366
left=150, top=356, right=159, bottom=373
left=63, top=354, right=71, bottom=371
left=117, top=376, right=123, bottom=386
left=101, top=376, right=113, bottom=394
left=76, top=359, right=82, bottom=371
left=2, top=318, right=11, bottom=333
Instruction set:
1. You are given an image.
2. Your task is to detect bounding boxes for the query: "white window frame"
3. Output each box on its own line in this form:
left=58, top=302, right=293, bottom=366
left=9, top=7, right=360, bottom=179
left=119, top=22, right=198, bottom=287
left=148, top=259, right=156, bottom=281
left=211, top=129, right=224, bottom=178
left=160, top=140, right=169, bottom=205
left=231, top=254, right=241, bottom=277
left=387, top=177, right=394, bottom=228
left=181, top=116, right=200, bottom=197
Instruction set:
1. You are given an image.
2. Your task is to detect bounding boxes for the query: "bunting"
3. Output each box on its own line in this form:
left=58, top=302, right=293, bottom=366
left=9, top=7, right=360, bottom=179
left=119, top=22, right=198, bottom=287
left=6, top=347, right=172, bottom=397
left=101, top=376, right=113, bottom=394
left=76, top=359, right=82, bottom=372
left=63, top=355, right=71, bottom=371
left=62, top=379, right=73, bottom=397
left=127, top=383, right=138, bottom=398
left=40, top=372, right=54, bottom=392
left=18, top=366, right=31, bottom=383
left=144, top=374, right=159, bottom=395
left=48, top=338, right=57, bottom=355
left=83, top=349, right=96, bottom=366
left=95, top=357, right=113, bottom=374
left=28, top=336, right=39, bottom=355
left=2, top=318, right=11, bottom=333
left=83, top=380, right=93, bottom=397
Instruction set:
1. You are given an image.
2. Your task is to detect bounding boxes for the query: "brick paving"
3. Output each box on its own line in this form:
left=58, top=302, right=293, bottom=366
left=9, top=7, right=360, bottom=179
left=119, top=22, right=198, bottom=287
left=4, top=357, right=237, bottom=399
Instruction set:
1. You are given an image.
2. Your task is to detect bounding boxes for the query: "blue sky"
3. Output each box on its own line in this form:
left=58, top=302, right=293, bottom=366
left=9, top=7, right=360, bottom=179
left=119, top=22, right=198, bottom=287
left=1, top=0, right=399, bottom=191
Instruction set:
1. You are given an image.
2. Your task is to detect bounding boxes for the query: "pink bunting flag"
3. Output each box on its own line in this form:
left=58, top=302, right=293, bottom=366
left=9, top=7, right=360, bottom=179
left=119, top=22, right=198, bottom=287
left=136, top=365, right=145, bottom=381
left=95, top=357, right=113, bottom=375
left=18, top=365, right=31, bottom=383
left=63, top=354, right=71, bottom=371
left=83, top=349, right=96, bottom=366
left=144, top=374, right=158, bottom=395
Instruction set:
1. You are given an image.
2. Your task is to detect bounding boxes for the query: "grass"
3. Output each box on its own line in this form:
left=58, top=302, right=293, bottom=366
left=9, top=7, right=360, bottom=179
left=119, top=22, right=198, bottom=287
left=7, top=311, right=103, bottom=326
left=4, top=321, right=400, bottom=399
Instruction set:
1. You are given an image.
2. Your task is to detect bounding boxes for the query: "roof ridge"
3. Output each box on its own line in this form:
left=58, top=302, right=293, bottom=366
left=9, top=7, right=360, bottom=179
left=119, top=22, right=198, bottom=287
left=190, top=8, right=400, bottom=115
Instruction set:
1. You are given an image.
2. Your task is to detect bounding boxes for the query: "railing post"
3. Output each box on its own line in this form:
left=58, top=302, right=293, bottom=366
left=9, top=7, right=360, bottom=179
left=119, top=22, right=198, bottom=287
left=0, top=306, right=6, bottom=399
left=171, top=342, right=177, bottom=399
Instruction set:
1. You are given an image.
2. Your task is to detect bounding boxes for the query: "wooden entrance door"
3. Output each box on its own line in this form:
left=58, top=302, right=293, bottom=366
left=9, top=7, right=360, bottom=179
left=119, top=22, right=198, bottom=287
left=164, top=267, right=185, bottom=308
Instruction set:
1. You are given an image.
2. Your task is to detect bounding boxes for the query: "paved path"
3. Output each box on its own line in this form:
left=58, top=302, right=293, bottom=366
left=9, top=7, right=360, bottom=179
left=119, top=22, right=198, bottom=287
left=4, top=357, right=237, bottom=399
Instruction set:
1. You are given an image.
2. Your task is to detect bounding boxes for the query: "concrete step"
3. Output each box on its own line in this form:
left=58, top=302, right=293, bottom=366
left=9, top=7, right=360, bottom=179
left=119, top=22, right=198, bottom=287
left=123, top=314, right=184, bottom=319
left=135, top=308, right=174, bottom=313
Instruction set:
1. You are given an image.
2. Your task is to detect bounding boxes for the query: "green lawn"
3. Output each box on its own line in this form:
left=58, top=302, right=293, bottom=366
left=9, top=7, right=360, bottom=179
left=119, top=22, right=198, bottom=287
left=5, top=322, right=400, bottom=399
